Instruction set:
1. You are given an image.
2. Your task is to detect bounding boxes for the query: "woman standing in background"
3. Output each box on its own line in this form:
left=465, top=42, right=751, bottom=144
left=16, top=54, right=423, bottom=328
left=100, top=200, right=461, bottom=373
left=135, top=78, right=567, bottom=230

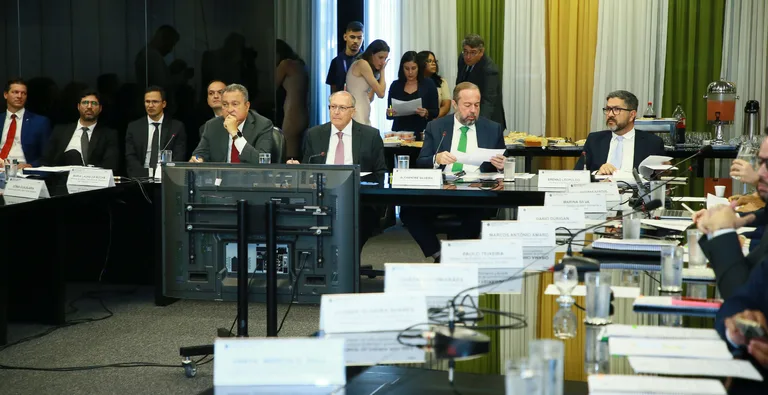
left=275, top=39, right=309, bottom=159
left=386, top=51, right=438, bottom=137
left=417, top=50, right=451, bottom=118
left=346, top=39, right=390, bottom=125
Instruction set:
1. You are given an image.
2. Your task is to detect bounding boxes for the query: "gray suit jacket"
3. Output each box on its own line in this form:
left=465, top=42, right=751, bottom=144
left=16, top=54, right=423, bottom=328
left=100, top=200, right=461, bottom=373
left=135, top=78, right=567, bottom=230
left=192, top=110, right=273, bottom=163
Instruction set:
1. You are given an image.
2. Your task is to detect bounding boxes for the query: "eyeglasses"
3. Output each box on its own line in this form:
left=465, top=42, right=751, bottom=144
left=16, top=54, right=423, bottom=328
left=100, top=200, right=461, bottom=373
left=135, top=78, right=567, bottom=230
left=80, top=100, right=100, bottom=107
left=462, top=49, right=481, bottom=57
left=329, top=105, right=353, bottom=112
left=602, top=107, right=632, bottom=115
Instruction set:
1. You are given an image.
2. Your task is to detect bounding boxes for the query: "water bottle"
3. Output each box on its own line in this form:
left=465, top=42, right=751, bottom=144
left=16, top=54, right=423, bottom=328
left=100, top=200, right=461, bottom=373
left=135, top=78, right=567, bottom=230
left=672, top=103, right=686, bottom=144
left=643, top=101, right=656, bottom=118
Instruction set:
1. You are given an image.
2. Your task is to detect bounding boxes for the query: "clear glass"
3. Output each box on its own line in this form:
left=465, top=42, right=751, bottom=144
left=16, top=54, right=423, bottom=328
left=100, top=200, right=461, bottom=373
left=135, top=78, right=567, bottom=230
left=529, top=340, right=564, bottom=395
left=584, top=326, right=610, bottom=375
left=622, top=212, right=642, bottom=239
left=660, top=314, right=682, bottom=327
left=554, top=264, right=578, bottom=296
left=686, top=229, right=707, bottom=269
left=553, top=296, right=577, bottom=339
left=649, top=180, right=665, bottom=208
left=504, top=157, right=516, bottom=181
left=505, top=358, right=543, bottom=395
left=687, top=283, right=709, bottom=299
left=5, top=159, right=18, bottom=179
left=733, top=140, right=758, bottom=181
left=159, top=150, right=173, bottom=164
left=259, top=153, right=272, bottom=164
left=396, top=155, right=410, bottom=169
left=585, top=271, right=612, bottom=325
left=660, top=245, right=684, bottom=292
left=620, top=270, right=640, bottom=287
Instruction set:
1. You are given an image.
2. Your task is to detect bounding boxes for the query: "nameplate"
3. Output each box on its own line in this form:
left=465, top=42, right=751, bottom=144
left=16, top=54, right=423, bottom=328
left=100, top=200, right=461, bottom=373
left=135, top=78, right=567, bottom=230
left=568, top=182, right=621, bottom=210
left=384, top=263, right=478, bottom=309
left=319, top=293, right=427, bottom=334
left=517, top=206, right=586, bottom=230
left=545, top=192, right=607, bottom=213
left=323, top=331, right=425, bottom=366
left=213, top=337, right=345, bottom=388
left=481, top=221, right=557, bottom=271
left=152, top=164, right=162, bottom=181
left=392, top=168, right=442, bottom=187
left=67, top=167, right=115, bottom=188
left=440, top=239, right=524, bottom=293
left=4, top=178, right=49, bottom=199
left=538, top=170, right=590, bottom=189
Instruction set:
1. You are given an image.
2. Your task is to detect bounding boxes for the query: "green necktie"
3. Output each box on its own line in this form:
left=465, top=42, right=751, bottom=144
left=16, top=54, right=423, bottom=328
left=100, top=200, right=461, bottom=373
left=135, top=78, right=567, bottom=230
left=451, top=126, right=469, bottom=172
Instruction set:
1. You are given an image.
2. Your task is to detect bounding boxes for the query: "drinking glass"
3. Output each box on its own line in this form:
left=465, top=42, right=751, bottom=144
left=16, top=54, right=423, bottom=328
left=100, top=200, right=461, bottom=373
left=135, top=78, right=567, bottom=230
left=159, top=150, right=173, bottom=164
left=529, top=340, right=564, bottom=395
left=259, top=153, right=271, bottom=164
left=687, top=229, right=707, bottom=269
left=396, top=155, right=410, bottom=169
left=505, top=358, right=543, bottom=395
left=504, top=157, right=516, bottom=181
left=660, top=245, right=684, bottom=292
left=649, top=181, right=665, bottom=208
left=585, top=272, right=612, bottom=325
left=622, top=212, right=642, bottom=239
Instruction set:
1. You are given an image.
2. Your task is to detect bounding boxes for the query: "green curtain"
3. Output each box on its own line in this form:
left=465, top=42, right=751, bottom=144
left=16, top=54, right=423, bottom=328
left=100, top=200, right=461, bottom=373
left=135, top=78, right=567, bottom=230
left=456, top=0, right=506, bottom=73
left=662, top=0, right=726, bottom=136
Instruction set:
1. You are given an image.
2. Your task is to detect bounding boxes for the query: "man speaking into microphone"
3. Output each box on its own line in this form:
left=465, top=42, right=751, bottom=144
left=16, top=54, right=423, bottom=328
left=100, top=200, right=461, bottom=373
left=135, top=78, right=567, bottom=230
left=575, top=90, right=664, bottom=174
left=125, top=86, right=187, bottom=178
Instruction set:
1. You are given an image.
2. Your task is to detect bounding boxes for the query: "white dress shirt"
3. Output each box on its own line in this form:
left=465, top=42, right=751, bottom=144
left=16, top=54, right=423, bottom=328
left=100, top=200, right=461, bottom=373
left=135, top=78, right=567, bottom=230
left=1, top=108, right=26, bottom=162
left=65, top=121, right=96, bottom=155
left=606, top=128, right=636, bottom=171
left=226, top=121, right=248, bottom=163
left=326, top=121, right=354, bottom=165
left=144, top=114, right=164, bottom=168
left=435, top=116, right=479, bottom=173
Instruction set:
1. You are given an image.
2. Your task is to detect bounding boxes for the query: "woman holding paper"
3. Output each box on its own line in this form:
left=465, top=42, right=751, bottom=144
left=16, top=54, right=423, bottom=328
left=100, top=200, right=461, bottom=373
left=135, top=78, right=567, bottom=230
left=385, top=51, right=438, bottom=139
left=346, top=39, right=390, bottom=125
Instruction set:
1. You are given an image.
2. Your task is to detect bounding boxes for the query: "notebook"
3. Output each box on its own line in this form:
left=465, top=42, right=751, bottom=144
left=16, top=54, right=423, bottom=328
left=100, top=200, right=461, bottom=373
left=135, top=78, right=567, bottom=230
left=633, top=295, right=722, bottom=317
left=591, top=238, right=679, bottom=252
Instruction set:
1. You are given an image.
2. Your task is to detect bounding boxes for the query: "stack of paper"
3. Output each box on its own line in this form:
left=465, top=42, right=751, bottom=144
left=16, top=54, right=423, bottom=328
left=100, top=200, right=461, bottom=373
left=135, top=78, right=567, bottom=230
left=601, top=324, right=720, bottom=341
left=608, top=337, right=732, bottom=359
left=588, top=375, right=727, bottom=394
left=591, top=237, right=679, bottom=252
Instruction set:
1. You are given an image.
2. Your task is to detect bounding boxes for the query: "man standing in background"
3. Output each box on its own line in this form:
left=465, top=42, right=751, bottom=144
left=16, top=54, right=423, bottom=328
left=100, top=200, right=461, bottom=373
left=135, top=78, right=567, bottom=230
left=456, top=33, right=506, bottom=129
left=326, top=21, right=364, bottom=93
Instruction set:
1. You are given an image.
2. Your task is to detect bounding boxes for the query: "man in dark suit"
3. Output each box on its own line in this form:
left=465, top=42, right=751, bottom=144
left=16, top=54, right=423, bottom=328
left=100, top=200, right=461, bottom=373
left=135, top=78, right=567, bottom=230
left=198, top=80, right=226, bottom=138
left=455, top=34, right=505, bottom=129
left=0, top=78, right=52, bottom=168
left=190, top=84, right=273, bottom=164
left=575, top=90, right=665, bottom=174
left=287, top=91, right=387, bottom=249
left=401, top=82, right=506, bottom=262
left=125, top=86, right=187, bottom=178
left=42, top=90, right=119, bottom=171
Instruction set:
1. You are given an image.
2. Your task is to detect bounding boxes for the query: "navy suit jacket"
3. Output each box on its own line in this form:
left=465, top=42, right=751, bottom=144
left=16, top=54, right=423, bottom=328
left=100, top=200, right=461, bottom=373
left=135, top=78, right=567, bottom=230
left=0, top=110, right=52, bottom=167
left=574, top=129, right=665, bottom=172
left=416, top=115, right=505, bottom=173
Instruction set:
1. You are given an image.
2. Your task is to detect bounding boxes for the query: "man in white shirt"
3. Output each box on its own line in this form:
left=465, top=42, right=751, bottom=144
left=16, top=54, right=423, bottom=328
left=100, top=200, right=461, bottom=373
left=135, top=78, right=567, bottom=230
left=575, top=90, right=664, bottom=174
left=0, top=78, right=52, bottom=168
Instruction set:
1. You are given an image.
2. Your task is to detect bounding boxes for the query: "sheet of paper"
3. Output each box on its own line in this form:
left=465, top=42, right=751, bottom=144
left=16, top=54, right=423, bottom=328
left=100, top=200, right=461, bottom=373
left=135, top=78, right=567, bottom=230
left=453, top=148, right=505, bottom=167
left=603, top=324, right=721, bottom=340
left=588, top=375, right=727, bottom=395
left=673, top=196, right=707, bottom=203
left=628, top=356, right=763, bottom=381
left=706, top=193, right=729, bottom=209
left=319, top=293, right=427, bottom=334
left=544, top=284, right=640, bottom=299
left=391, top=97, right=423, bottom=117
left=22, top=165, right=82, bottom=173
left=641, top=219, right=692, bottom=232
left=639, top=155, right=674, bottom=178
left=514, top=173, right=535, bottom=179
left=608, top=337, right=733, bottom=359
left=324, top=331, right=426, bottom=366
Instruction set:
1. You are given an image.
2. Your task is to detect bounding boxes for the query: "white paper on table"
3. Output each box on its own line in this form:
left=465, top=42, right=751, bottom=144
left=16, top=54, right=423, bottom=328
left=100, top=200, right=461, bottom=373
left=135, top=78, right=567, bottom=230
left=641, top=219, right=692, bottom=232
left=453, top=148, right=505, bottom=167
left=514, top=173, right=535, bottom=179
left=608, top=337, right=733, bottom=359
left=673, top=196, right=707, bottom=203
left=628, top=356, right=763, bottom=381
left=391, top=97, right=423, bottom=117
left=588, top=375, right=727, bottom=395
left=22, top=165, right=82, bottom=174
left=602, top=324, right=721, bottom=341
left=639, top=155, right=674, bottom=178
left=706, top=193, right=730, bottom=209
left=544, top=284, right=640, bottom=299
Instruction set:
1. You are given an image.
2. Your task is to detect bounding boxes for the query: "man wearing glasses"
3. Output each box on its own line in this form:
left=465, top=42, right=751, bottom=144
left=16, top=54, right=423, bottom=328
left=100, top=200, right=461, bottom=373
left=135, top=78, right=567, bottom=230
left=456, top=33, right=506, bottom=129
left=42, top=90, right=119, bottom=170
left=575, top=90, right=664, bottom=174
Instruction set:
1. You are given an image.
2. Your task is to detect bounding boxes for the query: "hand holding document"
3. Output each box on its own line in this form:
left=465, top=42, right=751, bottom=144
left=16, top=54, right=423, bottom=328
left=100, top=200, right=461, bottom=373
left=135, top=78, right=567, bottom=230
left=639, top=155, right=675, bottom=178
left=390, top=98, right=423, bottom=117
left=453, top=148, right=506, bottom=167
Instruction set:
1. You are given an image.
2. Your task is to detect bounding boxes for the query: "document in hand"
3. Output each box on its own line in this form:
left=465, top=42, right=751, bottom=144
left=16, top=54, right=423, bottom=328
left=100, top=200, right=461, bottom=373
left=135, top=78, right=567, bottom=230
left=638, top=155, right=674, bottom=179
left=391, top=98, right=423, bottom=117
left=452, top=148, right=505, bottom=167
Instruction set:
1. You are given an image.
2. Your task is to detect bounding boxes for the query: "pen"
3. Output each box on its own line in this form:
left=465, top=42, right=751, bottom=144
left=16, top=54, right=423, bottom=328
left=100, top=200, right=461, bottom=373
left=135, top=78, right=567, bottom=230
left=681, top=203, right=695, bottom=214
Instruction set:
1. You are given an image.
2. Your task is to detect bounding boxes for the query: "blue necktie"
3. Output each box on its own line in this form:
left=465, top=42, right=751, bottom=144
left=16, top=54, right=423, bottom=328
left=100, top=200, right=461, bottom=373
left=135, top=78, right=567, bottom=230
left=609, top=136, right=624, bottom=168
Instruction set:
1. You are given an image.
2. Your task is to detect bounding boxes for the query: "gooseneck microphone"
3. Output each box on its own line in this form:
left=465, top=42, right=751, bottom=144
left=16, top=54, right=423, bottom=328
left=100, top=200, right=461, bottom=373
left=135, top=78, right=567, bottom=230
left=432, top=131, right=448, bottom=168
left=650, top=144, right=713, bottom=180
left=307, top=151, right=326, bottom=164
left=161, top=133, right=178, bottom=151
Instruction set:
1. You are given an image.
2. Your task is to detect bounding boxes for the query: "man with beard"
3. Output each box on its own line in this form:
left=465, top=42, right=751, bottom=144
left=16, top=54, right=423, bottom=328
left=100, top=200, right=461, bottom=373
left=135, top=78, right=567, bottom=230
left=575, top=90, right=664, bottom=174
left=326, top=21, right=364, bottom=93
left=400, top=82, right=506, bottom=262
left=42, top=90, right=119, bottom=170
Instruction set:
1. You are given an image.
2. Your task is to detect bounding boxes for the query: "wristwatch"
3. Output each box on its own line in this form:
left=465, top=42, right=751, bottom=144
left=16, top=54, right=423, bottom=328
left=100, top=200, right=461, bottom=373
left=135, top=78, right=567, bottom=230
left=232, top=131, right=243, bottom=141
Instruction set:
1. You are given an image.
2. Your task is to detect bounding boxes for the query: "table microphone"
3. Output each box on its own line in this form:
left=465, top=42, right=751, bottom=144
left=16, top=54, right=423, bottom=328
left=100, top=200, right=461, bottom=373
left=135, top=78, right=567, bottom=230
left=631, top=165, right=694, bottom=208
left=581, top=151, right=587, bottom=171
left=161, top=133, right=178, bottom=151
left=307, top=151, right=326, bottom=163
left=432, top=131, right=448, bottom=168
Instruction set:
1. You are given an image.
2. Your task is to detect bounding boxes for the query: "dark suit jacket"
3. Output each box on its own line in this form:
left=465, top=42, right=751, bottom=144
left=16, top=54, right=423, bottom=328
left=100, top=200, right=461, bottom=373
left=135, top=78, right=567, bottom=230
left=302, top=120, right=387, bottom=179
left=386, top=78, right=439, bottom=133
left=192, top=110, right=273, bottom=163
left=700, top=208, right=768, bottom=299
left=1, top=110, right=52, bottom=167
left=574, top=129, right=665, bottom=172
left=125, top=116, right=187, bottom=178
left=456, top=55, right=506, bottom=129
left=42, top=122, right=120, bottom=171
left=416, top=115, right=505, bottom=173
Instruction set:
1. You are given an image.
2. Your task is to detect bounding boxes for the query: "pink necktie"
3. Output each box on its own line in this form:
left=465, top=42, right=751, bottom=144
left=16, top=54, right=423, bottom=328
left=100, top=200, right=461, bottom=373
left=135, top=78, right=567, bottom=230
left=334, top=132, right=345, bottom=164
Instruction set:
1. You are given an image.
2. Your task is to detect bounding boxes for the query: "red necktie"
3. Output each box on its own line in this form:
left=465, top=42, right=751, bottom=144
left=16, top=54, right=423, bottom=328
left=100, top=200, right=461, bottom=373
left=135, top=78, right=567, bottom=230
left=230, top=141, right=240, bottom=163
left=0, top=114, right=17, bottom=160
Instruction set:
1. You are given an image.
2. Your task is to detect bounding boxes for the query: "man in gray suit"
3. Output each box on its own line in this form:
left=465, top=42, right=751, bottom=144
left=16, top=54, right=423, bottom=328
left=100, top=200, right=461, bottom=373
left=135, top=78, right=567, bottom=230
left=190, top=83, right=273, bottom=163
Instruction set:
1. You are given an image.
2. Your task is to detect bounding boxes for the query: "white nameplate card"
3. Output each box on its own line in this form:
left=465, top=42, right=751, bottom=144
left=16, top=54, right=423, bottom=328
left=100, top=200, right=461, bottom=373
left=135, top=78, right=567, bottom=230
left=324, top=331, right=426, bottom=366
left=537, top=170, right=590, bottom=189
left=213, top=337, right=345, bottom=387
left=319, top=293, right=427, bottom=334
left=568, top=182, right=621, bottom=210
left=545, top=192, right=607, bottom=213
left=481, top=221, right=556, bottom=271
left=153, top=164, right=162, bottom=181
left=67, top=167, right=115, bottom=188
left=518, top=206, right=586, bottom=252
left=384, top=263, right=478, bottom=309
left=3, top=178, right=49, bottom=199
left=392, top=168, right=442, bottom=187
left=440, top=240, right=524, bottom=293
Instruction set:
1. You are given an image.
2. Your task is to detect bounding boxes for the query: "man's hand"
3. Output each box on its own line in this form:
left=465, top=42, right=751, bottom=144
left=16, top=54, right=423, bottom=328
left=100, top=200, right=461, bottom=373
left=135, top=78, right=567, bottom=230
left=697, top=204, right=755, bottom=234
left=436, top=151, right=457, bottom=165
left=286, top=159, right=300, bottom=165
left=725, top=311, right=768, bottom=358
left=597, top=163, right=617, bottom=175
left=692, top=209, right=707, bottom=224
left=189, top=156, right=204, bottom=163
left=17, top=163, right=32, bottom=170
left=731, top=159, right=759, bottom=185
left=490, top=154, right=505, bottom=170
left=224, top=115, right=239, bottom=136
left=415, top=108, right=428, bottom=118
left=730, top=192, right=765, bottom=213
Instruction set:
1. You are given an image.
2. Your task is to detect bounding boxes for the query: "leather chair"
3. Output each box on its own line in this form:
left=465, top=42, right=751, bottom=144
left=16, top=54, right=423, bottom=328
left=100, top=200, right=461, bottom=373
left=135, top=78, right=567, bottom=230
left=271, top=127, right=287, bottom=164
